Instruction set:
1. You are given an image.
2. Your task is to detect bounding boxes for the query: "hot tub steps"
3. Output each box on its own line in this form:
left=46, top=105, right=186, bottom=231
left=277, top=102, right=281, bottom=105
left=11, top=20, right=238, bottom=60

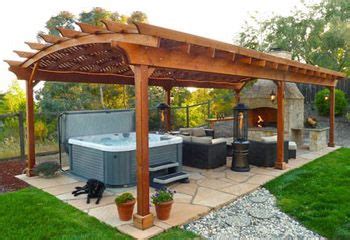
left=149, top=161, right=179, bottom=171
left=152, top=172, right=190, bottom=186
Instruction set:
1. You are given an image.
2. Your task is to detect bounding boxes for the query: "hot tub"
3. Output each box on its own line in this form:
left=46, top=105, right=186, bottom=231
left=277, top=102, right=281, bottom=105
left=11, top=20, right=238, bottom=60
left=68, top=132, right=183, bottom=187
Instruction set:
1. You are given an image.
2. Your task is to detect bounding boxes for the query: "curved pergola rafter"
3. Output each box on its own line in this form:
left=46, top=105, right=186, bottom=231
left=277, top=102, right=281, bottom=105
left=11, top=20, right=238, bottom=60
left=4, top=20, right=345, bottom=230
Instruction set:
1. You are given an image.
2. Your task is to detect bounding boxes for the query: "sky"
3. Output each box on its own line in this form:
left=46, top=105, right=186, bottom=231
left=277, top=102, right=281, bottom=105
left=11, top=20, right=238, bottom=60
left=0, top=0, right=320, bottom=93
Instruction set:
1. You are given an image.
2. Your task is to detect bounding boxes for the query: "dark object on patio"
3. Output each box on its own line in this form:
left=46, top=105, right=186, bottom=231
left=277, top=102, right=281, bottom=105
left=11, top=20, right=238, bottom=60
left=248, top=139, right=289, bottom=167
left=182, top=138, right=227, bottom=169
left=231, top=103, right=250, bottom=172
left=288, top=141, right=297, bottom=159
left=72, top=179, right=106, bottom=204
left=231, top=141, right=250, bottom=172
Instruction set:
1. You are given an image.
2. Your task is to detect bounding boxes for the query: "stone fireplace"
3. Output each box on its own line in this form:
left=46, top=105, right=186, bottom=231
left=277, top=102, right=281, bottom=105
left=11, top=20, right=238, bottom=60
left=240, top=50, right=304, bottom=141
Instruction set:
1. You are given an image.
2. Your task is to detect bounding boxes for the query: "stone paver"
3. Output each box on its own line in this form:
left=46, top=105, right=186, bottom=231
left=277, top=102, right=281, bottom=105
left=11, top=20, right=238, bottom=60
left=225, top=170, right=253, bottom=183
left=117, top=224, right=164, bottom=239
left=42, top=181, right=85, bottom=195
left=197, top=179, right=234, bottom=190
left=66, top=195, right=116, bottom=210
left=171, top=182, right=198, bottom=196
left=18, top=174, right=78, bottom=189
left=201, top=171, right=226, bottom=179
left=246, top=174, right=275, bottom=185
left=88, top=204, right=132, bottom=227
left=173, top=192, right=193, bottom=203
left=192, top=187, right=236, bottom=208
left=152, top=202, right=210, bottom=227
left=220, top=182, right=259, bottom=196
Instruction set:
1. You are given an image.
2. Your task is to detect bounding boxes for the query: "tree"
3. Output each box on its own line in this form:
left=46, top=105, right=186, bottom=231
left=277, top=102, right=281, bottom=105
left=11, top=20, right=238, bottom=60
left=45, top=11, right=75, bottom=36
left=238, top=0, right=350, bottom=76
left=2, top=80, right=26, bottom=113
left=79, top=7, right=120, bottom=26
left=128, top=11, right=148, bottom=23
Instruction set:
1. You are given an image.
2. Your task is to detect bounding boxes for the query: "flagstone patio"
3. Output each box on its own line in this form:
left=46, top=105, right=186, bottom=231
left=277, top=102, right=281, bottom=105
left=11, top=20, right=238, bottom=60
left=17, top=146, right=339, bottom=239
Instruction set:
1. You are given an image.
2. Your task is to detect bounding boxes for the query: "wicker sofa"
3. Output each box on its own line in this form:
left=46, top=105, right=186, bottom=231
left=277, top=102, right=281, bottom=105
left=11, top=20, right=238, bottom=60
left=248, top=136, right=289, bottom=167
left=179, top=127, right=227, bottom=169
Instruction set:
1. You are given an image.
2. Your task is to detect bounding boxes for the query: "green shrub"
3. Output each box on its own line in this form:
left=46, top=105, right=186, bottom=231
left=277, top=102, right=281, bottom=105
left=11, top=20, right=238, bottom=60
left=115, top=193, right=135, bottom=205
left=315, top=89, right=348, bottom=116
left=33, top=161, right=60, bottom=177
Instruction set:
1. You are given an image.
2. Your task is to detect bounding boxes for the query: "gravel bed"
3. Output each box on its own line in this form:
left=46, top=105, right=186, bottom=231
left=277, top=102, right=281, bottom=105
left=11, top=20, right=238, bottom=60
left=184, top=188, right=321, bottom=239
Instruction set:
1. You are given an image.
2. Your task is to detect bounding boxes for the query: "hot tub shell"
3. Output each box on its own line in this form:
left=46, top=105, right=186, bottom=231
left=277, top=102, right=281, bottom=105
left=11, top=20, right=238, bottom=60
left=68, top=133, right=183, bottom=187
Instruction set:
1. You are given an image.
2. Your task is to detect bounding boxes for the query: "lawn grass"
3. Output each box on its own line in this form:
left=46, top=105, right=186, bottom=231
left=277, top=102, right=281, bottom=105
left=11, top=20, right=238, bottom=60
left=0, top=187, right=199, bottom=239
left=0, top=187, right=131, bottom=240
left=151, top=227, right=200, bottom=239
left=265, top=148, right=350, bottom=240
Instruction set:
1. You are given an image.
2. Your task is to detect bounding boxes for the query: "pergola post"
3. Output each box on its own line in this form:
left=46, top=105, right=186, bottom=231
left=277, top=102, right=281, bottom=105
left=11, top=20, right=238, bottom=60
left=133, top=65, right=154, bottom=230
left=164, top=86, right=172, bottom=131
left=328, top=86, right=335, bottom=147
left=25, top=63, right=39, bottom=176
left=234, top=89, right=241, bottom=103
left=275, top=81, right=287, bottom=170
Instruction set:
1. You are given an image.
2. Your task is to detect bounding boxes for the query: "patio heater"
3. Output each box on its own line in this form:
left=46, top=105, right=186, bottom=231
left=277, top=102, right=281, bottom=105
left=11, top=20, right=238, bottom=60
left=157, top=102, right=170, bottom=133
left=231, top=103, right=250, bottom=172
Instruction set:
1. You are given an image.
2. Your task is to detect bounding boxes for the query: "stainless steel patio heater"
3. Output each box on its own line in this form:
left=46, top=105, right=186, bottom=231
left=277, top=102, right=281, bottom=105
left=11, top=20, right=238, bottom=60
left=231, top=103, right=250, bottom=172
left=157, top=102, right=170, bottom=133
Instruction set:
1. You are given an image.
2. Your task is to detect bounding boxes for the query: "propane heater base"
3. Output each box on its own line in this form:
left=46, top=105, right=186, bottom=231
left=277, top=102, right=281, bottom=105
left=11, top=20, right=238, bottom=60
left=231, top=140, right=250, bottom=172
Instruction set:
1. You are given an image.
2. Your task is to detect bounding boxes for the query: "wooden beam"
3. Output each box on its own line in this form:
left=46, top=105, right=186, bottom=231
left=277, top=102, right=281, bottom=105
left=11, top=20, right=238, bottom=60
left=328, top=86, right=335, bottom=147
left=116, top=42, right=336, bottom=86
left=134, top=22, right=344, bottom=78
left=39, top=34, right=68, bottom=44
left=238, top=56, right=252, bottom=64
left=101, top=20, right=139, bottom=33
left=9, top=66, right=245, bottom=89
left=252, top=59, right=266, bottom=67
left=25, top=63, right=39, bottom=176
left=13, top=50, right=35, bottom=59
left=275, top=81, right=287, bottom=170
left=76, top=22, right=110, bottom=34
left=57, top=28, right=88, bottom=38
left=21, top=33, right=159, bottom=68
left=25, top=42, right=49, bottom=50
left=133, top=65, right=154, bottom=229
left=4, top=60, right=22, bottom=67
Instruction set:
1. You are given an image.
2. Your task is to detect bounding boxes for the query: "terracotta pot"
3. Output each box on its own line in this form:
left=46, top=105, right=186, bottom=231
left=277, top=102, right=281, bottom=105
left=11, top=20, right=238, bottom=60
left=155, top=200, right=173, bottom=220
left=116, top=199, right=136, bottom=221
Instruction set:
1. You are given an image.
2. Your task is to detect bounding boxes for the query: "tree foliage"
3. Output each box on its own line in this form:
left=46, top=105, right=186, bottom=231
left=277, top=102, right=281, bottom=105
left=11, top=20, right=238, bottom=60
left=2, top=81, right=26, bottom=113
left=315, top=88, right=348, bottom=116
left=238, top=0, right=350, bottom=76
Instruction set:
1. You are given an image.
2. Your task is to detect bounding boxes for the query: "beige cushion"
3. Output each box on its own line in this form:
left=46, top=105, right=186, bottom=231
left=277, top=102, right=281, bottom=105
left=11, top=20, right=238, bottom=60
left=289, top=141, right=297, bottom=150
left=211, top=138, right=227, bottom=144
left=179, top=128, right=193, bottom=136
left=181, top=135, right=192, bottom=142
left=191, top=136, right=212, bottom=144
left=261, top=135, right=277, bottom=143
left=192, top=127, right=206, bottom=137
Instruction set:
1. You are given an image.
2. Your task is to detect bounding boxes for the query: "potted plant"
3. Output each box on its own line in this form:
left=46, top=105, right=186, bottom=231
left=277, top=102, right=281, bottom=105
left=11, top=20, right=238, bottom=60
left=33, top=161, right=60, bottom=178
left=115, top=193, right=135, bottom=221
left=151, top=188, right=175, bottom=220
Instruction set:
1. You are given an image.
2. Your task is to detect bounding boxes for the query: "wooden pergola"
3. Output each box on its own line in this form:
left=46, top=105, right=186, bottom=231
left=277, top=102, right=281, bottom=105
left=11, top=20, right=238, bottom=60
left=5, top=21, right=345, bottom=229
